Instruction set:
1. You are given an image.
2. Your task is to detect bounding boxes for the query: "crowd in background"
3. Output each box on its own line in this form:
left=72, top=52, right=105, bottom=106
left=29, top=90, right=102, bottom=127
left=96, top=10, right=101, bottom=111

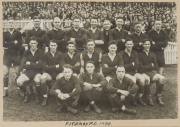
left=2, top=2, right=177, bottom=42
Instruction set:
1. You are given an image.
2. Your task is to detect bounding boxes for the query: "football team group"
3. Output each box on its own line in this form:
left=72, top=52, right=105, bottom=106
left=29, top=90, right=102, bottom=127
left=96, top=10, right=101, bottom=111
left=3, top=15, right=168, bottom=115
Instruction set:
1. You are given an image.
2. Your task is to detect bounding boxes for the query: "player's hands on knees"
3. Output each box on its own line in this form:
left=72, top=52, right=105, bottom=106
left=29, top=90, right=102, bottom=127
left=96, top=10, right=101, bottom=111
left=117, top=89, right=129, bottom=96
left=84, top=82, right=93, bottom=90
left=92, top=84, right=101, bottom=88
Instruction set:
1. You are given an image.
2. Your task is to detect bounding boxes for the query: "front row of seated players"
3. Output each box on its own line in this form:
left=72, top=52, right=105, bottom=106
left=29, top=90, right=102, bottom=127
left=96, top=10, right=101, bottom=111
left=16, top=37, right=165, bottom=115
left=17, top=37, right=64, bottom=105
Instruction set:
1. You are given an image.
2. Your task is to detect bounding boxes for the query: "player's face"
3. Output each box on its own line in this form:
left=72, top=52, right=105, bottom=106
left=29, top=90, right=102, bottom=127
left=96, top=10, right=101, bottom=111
left=125, top=41, right=134, bottom=51
left=91, top=19, right=98, bottom=28
left=33, top=19, right=41, bottom=29
left=87, top=41, right=95, bottom=52
left=49, top=42, right=57, bottom=52
left=67, top=44, right=76, bottom=53
left=8, top=20, right=14, bottom=29
left=63, top=68, right=73, bottom=80
left=108, top=44, right=117, bottom=54
left=29, top=40, right=38, bottom=50
left=116, top=67, right=125, bottom=79
left=86, top=63, right=95, bottom=74
left=103, top=21, right=111, bottom=30
left=154, top=21, right=162, bottom=31
left=116, top=18, right=123, bottom=28
left=53, top=17, right=61, bottom=29
left=73, top=19, right=80, bottom=28
left=134, top=24, right=142, bottom=34
left=143, top=41, right=151, bottom=51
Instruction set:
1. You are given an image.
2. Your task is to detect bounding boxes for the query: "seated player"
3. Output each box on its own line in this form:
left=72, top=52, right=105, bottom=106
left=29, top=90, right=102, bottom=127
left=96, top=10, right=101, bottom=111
left=63, top=41, right=81, bottom=77
left=119, top=38, right=146, bottom=106
left=79, top=61, right=107, bottom=113
left=40, top=40, right=64, bottom=106
left=107, top=66, right=138, bottom=115
left=80, top=39, right=102, bottom=74
left=17, top=37, right=43, bottom=103
left=102, top=40, right=123, bottom=82
left=49, top=64, right=81, bottom=115
left=139, top=39, right=165, bottom=106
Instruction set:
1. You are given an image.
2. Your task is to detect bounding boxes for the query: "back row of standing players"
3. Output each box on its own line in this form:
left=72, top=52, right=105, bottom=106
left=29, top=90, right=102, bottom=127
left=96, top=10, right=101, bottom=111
left=3, top=15, right=168, bottom=115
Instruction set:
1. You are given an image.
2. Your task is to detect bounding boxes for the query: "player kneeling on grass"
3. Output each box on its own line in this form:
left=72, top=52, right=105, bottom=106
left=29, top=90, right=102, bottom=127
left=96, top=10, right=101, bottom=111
left=139, top=39, right=165, bottom=106
left=79, top=61, right=107, bottom=113
left=17, top=37, right=43, bottom=103
left=107, top=66, right=138, bottom=115
left=49, top=64, right=81, bottom=115
left=40, top=40, right=64, bottom=106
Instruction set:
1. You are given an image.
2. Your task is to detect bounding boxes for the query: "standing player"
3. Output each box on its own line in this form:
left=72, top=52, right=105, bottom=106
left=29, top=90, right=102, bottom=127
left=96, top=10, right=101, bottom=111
left=109, top=17, right=128, bottom=52
left=139, top=39, right=165, bottom=106
left=46, top=17, right=67, bottom=53
left=128, top=22, right=148, bottom=53
left=67, top=15, right=87, bottom=52
left=119, top=38, right=146, bottom=106
left=86, top=17, right=104, bottom=53
left=25, top=16, right=46, bottom=51
left=40, top=40, right=64, bottom=106
left=107, top=66, right=138, bottom=115
left=102, top=41, right=123, bottom=82
left=102, top=20, right=111, bottom=53
left=79, top=61, right=107, bottom=113
left=80, top=39, right=102, bottom=74
left=17, top=37, right=43, bottom=103
left=148, top=20, right=168, bottom=74
left=3, top=18, right=22, bottom=97
left=63, top=41, right=81, bottom=76
left=50, top=64, right=81, bottom=115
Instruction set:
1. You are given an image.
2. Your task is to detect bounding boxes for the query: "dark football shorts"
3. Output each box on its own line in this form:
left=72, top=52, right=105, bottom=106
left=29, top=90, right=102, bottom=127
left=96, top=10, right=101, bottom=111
left=3, top=52, right=21, bottom=66
left=23, top=70, right=41, bottom=80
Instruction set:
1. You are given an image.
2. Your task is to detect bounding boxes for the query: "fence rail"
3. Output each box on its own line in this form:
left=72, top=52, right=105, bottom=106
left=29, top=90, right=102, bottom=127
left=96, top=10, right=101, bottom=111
left=164, top=42, right=177, bottom=64
left=3, top=20, right=177, bottom=65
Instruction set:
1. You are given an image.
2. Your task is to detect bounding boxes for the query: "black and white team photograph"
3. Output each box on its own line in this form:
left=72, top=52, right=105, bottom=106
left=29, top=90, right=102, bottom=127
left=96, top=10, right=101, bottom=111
left=2, top=1, right=178, bottom=123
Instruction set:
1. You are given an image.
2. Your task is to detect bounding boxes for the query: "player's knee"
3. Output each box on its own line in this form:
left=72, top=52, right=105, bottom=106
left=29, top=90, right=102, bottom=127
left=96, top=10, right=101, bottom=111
left=106, top=76, right=112, bottom=83
left=3, top=71, right=9, bottom=78
left=34, top=77, right=41, bottom=84
left=159, top=75, right=165, bottom=84
left=40, top=75, right=47, bottom=83
left=3, top=66, right=9, bottom=78
left=138, top=77, right=145, bottom=86
left=17, top=76, right=25, bottom=87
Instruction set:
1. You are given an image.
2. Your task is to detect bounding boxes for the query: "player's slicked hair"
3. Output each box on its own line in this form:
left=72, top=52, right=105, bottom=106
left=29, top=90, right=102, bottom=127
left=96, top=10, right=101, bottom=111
left=86, top=60, right=95, bottom=67
left=72, top=15, right=81, bottom=21
left=63, top=64, right=73, bottom=70
left=86, top=39, right=95, bottom=45
left=29, top=36, right=38, bottom=43
left=107, top=40, right=118, bottom=47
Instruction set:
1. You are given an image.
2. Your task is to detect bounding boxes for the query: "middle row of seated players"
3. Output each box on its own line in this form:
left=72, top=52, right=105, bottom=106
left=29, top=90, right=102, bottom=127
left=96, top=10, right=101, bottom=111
left=16, top=36, right=165, bottom=115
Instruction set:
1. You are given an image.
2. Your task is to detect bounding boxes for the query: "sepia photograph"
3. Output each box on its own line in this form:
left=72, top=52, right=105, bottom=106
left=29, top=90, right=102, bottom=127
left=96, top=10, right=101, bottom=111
left=1, top=1, right=178, bottom=126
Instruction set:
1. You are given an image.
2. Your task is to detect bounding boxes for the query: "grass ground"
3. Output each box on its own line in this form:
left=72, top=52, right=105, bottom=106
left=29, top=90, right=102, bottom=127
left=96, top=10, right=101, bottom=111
left=3, top=65, right=178, bottom=121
